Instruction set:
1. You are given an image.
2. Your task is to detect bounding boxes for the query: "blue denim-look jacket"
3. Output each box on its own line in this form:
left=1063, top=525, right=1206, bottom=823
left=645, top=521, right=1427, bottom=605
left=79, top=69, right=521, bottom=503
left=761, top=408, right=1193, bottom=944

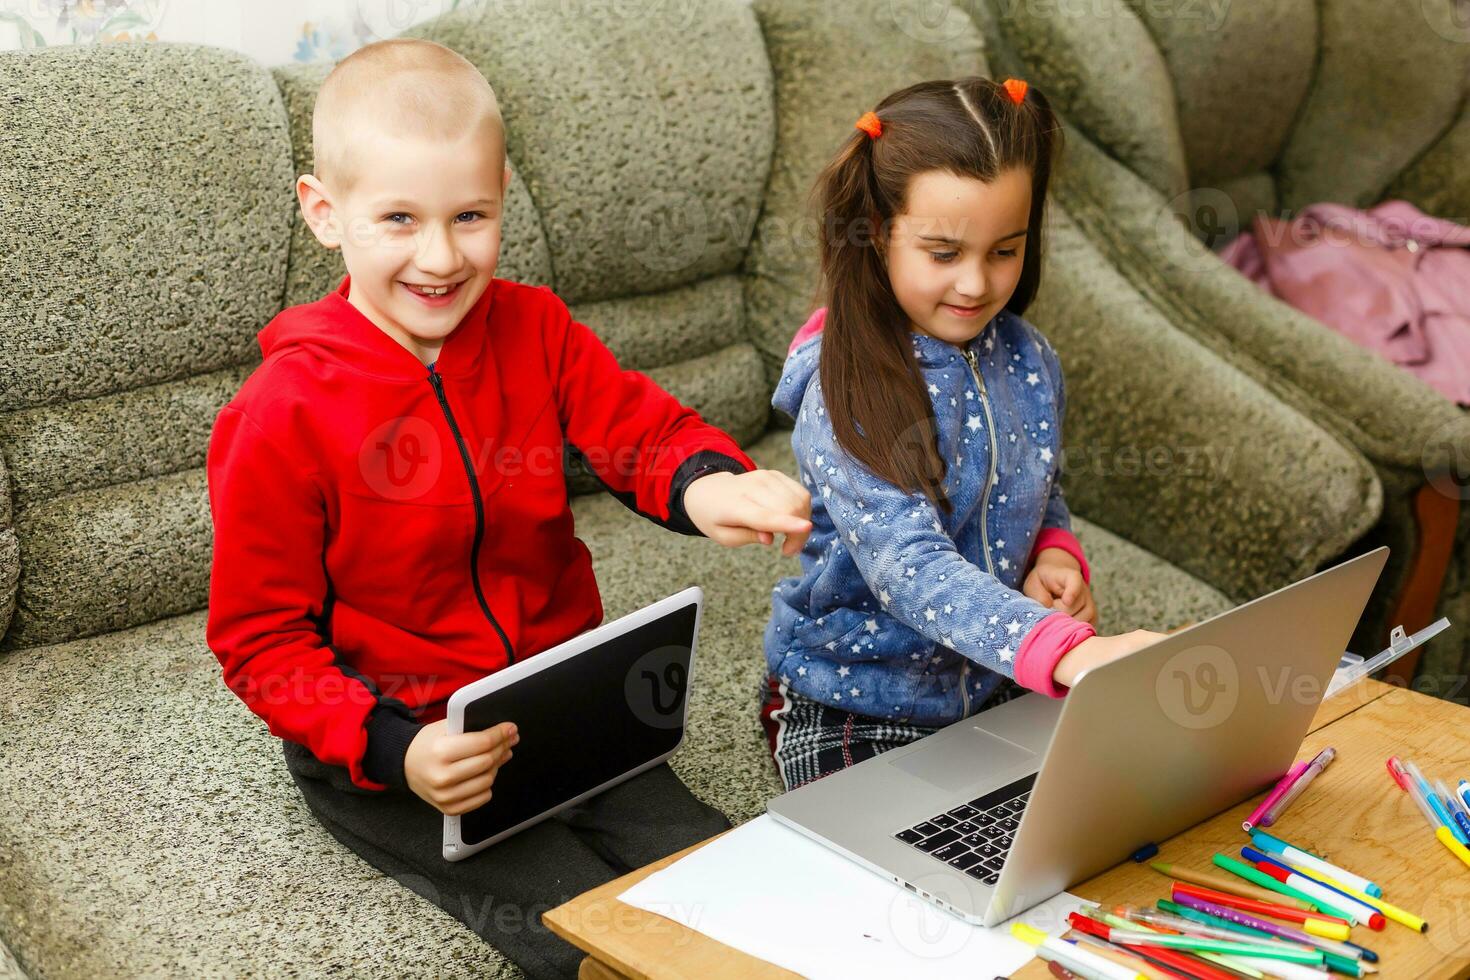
left=764, top=309, right=1076, bottom=727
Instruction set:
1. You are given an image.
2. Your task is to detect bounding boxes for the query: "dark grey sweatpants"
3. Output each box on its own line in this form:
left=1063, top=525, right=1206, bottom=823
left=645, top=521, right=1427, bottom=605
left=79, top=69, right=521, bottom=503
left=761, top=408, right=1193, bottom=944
left=281, top=738, right=730, bottom=980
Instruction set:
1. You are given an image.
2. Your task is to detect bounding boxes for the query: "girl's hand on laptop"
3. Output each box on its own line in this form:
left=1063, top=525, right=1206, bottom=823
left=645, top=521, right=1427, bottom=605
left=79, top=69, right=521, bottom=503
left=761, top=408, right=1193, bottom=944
left=683, top=469, right=813, bottom=557
left=404, top=720, right=519, bottom=816
left=1023, top=548, right=1096, bottom=625
left=1051, top=630, right=1168, bottom=689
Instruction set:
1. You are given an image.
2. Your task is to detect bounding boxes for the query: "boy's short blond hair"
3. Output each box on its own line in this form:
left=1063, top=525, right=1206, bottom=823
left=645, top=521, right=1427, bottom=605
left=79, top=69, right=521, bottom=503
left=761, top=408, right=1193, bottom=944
left=312, top=38, right=505, bottom=194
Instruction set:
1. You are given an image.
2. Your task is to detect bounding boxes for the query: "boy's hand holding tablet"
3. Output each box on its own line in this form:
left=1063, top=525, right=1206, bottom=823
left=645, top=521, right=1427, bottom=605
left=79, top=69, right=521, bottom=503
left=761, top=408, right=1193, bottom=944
left=406, top=720, right=519, bottom=816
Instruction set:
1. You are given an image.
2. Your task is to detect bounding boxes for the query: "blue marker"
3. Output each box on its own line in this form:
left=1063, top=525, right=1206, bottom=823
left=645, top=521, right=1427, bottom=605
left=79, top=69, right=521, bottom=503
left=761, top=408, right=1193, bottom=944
left=1249, top=829, right=1382, bottom=898
left=1407, top=761, right=1470, bottom=846
left=1241, top=845, right=1381, bottom=916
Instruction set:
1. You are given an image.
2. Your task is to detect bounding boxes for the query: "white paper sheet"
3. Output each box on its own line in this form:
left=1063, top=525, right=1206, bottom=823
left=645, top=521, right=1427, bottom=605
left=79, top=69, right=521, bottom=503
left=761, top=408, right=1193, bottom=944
left=619, top=815, right=1087, bottom=978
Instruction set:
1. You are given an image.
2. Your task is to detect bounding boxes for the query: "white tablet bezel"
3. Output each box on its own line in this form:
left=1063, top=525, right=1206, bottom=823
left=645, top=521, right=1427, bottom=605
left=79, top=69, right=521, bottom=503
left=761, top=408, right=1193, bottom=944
left=441, top=585, right=704, bottom=862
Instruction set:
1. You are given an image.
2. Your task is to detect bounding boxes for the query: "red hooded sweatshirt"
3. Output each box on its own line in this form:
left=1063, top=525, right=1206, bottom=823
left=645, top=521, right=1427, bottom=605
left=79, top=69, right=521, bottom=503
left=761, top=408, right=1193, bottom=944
left=206, top=274, right=754, bottom=791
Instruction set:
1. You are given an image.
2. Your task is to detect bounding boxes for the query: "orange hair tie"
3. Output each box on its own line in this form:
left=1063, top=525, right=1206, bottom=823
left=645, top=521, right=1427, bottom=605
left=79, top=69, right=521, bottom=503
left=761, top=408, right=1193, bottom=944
left=854, top=110, right=883, bottom=139
left=1002, top=78, right=1029, bottom=105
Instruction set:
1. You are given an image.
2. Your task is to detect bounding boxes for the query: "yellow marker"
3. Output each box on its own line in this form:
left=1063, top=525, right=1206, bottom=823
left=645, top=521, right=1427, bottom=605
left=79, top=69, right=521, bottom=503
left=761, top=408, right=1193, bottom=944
left=1010, top=922, right=1148, bottom=980
left=1437, top=824, right=1470, bottom=871
left=1300, top=916, right=1353, bottom=941
left=1012, top=922, right=1046, bottom=944
left=1278, top=857, right=1428, bottom=933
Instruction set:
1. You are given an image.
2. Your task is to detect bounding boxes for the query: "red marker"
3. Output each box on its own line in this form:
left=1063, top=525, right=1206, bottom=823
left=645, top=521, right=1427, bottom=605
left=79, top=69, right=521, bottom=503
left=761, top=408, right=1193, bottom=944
left=1067, top=912, right=1240, bottom=980
left=1251, top=863, right=1386, bottom=930
left=1171, top=883, right=1352, bottom=931
left=1386, top=756, right=1409, bottom=791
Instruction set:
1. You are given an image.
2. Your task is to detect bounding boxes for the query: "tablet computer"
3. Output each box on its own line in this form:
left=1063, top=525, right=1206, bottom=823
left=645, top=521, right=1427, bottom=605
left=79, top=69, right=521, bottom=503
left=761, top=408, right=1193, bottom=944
left=442, top=587, right=702, bottom=862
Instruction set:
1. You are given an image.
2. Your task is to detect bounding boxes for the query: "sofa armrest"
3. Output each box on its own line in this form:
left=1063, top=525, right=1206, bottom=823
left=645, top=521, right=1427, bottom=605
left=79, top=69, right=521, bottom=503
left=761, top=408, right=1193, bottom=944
left=1034, top=203, right=1384, bottom=603
left=1052, top=126, right=1470, bottom=480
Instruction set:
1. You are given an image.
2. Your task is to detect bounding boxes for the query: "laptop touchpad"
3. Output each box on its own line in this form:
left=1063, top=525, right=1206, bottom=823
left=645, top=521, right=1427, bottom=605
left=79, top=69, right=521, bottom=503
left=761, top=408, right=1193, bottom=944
left=887, top=728, right=1037, bottom=792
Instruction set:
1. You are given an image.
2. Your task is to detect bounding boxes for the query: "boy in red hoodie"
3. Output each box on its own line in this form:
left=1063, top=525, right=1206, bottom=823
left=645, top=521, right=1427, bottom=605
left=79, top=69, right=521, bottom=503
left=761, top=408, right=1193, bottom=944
left=206, top=38, right=811, bottom=979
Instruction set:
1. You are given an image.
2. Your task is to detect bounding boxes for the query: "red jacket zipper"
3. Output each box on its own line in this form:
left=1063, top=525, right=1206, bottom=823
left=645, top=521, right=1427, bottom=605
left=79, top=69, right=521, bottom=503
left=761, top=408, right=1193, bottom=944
left=427, top=362, right=515, bottom=666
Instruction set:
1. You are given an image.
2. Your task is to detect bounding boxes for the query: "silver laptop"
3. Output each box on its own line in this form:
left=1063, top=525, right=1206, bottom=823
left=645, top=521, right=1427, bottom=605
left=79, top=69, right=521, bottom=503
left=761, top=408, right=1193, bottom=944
left=767, top=546, right=1389, bottom=925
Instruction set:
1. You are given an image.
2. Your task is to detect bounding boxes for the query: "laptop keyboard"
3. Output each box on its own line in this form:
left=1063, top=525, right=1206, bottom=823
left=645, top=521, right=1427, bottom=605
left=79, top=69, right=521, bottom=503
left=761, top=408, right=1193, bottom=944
left=893, top=773, right=1036, bottom=885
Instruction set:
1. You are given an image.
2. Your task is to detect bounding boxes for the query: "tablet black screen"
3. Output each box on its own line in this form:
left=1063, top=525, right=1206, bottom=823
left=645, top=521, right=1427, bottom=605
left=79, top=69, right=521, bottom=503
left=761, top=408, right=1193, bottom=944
left=459, top=601, right=697, bottom=847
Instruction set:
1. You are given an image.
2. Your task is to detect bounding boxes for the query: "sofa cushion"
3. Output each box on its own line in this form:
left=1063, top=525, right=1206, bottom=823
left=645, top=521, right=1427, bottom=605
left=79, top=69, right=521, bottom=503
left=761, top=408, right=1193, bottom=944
left=0, top=44, right=292, bottom=413
left=975, top=0, right=1187, bottom=203
left=1275, top=0, right=1470, bottom=209
left=1099, top=0, right=1315, bottom=194
left=0, top=44, right=296, bottom=651
left=0, top=369, right=250, bottom=649
left=0, top=430, right=1229, bottom=977
left=403, top=0, right=773, bottom=305
left=1025, top=194, right=1382, bottom=603
left=1, top=469, right=212, bottom=653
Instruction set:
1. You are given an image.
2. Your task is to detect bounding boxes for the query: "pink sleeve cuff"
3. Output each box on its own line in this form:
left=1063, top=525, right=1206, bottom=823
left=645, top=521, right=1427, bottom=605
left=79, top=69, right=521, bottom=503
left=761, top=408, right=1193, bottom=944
left=1029, top=527, right=1090, bottom=584
left=1014, top=612, right=1096, bottom=699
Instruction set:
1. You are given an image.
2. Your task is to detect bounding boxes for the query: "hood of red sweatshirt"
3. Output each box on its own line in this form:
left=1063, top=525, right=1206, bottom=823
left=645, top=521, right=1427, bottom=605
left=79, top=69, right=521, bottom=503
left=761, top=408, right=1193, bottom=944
left=257, top=273, right=498, bottom=380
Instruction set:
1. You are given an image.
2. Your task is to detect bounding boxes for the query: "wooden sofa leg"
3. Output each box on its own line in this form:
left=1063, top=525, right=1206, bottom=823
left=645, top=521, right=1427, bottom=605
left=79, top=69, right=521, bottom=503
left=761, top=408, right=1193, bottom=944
left=1382, top=482, right=1461, bottom=686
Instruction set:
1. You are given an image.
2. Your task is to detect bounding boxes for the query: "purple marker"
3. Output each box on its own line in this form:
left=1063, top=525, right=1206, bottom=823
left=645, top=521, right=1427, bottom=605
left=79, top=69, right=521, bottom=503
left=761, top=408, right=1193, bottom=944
left=1172, top=892, right=1364, bottom=961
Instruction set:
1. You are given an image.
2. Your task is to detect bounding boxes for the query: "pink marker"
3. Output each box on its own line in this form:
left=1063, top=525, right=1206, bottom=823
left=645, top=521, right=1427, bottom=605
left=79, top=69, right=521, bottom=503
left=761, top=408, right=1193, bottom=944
left=1243, top=760, right=1309, bottom=832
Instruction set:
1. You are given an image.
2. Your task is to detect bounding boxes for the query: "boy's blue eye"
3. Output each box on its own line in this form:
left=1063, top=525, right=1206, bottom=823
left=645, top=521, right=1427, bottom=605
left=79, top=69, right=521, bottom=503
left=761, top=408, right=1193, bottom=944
left=930, top=251, right=958, bottom=263
left=382, top=212, right=485, bottom=224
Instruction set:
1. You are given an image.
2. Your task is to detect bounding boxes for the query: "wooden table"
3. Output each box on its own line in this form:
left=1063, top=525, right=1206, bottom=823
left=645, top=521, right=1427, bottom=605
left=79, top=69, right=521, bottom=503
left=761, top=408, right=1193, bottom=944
left=545, top=679, right=1470, bottom=979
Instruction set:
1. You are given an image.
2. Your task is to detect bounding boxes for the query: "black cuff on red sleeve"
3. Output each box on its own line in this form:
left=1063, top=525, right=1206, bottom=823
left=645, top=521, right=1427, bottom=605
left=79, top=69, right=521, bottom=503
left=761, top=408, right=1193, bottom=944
left=362, top=703, right=423, bottom=791
left=665, top=450, right=754, bottom=537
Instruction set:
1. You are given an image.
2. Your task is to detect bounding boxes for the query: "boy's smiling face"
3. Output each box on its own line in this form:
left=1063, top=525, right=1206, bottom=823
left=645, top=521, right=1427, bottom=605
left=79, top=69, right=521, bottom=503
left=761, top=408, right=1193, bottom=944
left=298, top=125, right=511, bottom=367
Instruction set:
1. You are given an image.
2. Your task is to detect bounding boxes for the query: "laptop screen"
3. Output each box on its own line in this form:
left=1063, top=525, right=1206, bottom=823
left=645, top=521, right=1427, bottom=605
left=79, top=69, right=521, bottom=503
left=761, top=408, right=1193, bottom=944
left=458, top=600, right=697, bottom=846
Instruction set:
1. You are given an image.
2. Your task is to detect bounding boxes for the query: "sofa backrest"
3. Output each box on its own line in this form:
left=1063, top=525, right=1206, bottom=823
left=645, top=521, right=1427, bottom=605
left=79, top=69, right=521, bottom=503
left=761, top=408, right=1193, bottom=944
left=0, top=43, right=296, bottom=650
left=980, top=0, right=1470, bottom=220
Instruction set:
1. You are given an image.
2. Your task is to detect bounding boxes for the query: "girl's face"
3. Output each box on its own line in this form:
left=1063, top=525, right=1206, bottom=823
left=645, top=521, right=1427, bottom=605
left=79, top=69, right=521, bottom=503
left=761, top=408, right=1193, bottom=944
left=884, top=167, right=1032, bottom=347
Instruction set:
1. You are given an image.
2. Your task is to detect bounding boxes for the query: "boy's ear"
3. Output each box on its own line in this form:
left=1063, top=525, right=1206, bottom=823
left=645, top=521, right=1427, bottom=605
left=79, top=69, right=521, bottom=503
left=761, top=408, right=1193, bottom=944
left=297, top=174, right=342, bottom=251
left=503, top=164, right=513, bottom=190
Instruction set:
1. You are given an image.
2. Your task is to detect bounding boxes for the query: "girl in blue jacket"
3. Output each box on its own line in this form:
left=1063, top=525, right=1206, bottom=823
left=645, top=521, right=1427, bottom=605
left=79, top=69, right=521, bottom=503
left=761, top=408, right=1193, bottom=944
left=761, top=77, right=1164, bottom=791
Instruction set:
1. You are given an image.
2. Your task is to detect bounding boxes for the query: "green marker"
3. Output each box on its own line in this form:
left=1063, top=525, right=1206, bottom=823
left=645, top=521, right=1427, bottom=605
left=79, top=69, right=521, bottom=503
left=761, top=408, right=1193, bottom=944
left=1211, top=852, right=1357, bottom=923
left=1158, top=900, right=1366, bottom=978
left=1105, top=930, right=1325, bottom=965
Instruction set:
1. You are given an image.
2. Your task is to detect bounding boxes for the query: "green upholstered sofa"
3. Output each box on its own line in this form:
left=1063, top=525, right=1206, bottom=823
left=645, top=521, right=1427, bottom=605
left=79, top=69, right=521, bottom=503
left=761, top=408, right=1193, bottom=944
left=968, top=0, right=1470, bottom=687
left=0, top=0, right=1400, bottom=974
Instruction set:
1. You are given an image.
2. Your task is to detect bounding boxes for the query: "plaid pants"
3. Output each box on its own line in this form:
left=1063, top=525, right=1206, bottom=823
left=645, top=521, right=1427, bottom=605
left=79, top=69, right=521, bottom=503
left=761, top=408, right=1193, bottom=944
left=758, top=673, right=1029, bottom=791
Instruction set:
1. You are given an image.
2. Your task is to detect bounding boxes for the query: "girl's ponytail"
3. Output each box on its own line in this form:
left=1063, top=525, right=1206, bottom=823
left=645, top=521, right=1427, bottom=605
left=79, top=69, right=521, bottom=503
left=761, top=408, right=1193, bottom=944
left=813, top=106, right=951, bottom=512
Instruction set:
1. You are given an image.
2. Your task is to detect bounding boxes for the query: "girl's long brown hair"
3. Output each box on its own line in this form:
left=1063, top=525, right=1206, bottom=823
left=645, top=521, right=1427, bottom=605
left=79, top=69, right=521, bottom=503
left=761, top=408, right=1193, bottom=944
left=813, top=77, right=1063, bottom=514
